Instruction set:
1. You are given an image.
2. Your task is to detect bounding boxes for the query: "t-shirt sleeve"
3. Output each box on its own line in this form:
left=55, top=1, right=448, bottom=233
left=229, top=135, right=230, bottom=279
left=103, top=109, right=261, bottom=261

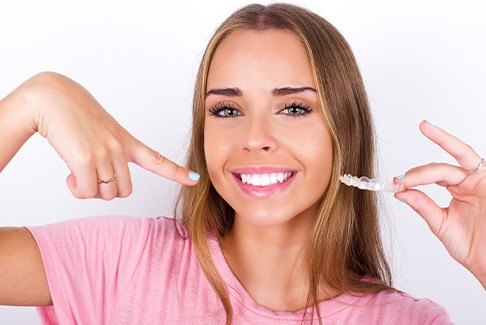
left=26, top=215, right=159, bottom=325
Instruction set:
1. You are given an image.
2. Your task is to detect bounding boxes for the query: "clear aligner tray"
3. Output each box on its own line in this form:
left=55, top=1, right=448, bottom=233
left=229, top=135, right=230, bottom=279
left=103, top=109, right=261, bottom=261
left=339, top=174, right=405, bottom=193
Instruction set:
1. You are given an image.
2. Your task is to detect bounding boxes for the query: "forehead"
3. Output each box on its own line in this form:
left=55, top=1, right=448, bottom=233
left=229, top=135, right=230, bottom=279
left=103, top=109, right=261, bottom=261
left=207, top=29, right=315, bottom=89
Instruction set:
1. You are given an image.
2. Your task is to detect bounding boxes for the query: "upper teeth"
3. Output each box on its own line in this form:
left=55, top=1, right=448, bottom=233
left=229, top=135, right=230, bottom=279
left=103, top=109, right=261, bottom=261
left=240, top=172, right=292, bottom=186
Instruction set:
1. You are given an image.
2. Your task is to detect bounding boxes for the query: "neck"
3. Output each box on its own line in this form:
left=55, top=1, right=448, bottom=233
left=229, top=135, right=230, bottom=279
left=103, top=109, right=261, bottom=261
left=220, top=212, right=338, bottom=311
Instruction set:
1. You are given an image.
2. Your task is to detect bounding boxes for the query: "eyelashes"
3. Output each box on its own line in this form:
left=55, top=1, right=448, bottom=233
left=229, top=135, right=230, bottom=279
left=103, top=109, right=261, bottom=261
left=281, top=102, right=312, bottom=117
left=208, top=101, right=313, bottom=118
left=208, top=102, right=241, bottom=118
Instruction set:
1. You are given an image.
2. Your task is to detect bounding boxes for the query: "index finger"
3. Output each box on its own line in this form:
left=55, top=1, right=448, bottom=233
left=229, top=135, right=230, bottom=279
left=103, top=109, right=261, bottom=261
left=419, top=120, right=481, bottom=171
left=129, top=140, right=200, bottom=186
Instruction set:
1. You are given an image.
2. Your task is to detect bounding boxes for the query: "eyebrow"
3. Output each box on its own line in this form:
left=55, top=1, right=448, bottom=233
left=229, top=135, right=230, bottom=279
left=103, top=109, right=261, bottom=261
left=271, top=87, right=317, bottom=96
left=206, top=88, right=242, bottom=97
left=205, top=86, right=316, bottom=98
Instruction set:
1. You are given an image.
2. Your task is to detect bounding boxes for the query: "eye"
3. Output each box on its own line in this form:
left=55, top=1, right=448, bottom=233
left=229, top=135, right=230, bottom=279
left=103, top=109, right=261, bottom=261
left=280, top=102, right=312, bottom=117
left=208, top=103, right=242, bottom=118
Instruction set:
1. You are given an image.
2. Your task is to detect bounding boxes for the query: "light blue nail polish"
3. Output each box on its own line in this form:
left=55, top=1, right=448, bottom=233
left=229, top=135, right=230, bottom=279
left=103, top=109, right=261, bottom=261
left=396, top=174, right=405, bottom=180
left=188, top=172, right=200, bottom=181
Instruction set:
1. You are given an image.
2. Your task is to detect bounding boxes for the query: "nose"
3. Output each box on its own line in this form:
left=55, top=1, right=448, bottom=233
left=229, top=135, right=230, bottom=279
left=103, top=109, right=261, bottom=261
left=242, top=115, right=278, bottom=153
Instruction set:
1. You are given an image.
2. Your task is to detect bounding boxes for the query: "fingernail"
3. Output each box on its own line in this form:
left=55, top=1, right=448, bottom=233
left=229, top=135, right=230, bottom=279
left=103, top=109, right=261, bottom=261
left=396, top=198, right=406, bottom=203
left=188, top=172, right=200, bottom=181
left=396, top=174, right=405, bottom=180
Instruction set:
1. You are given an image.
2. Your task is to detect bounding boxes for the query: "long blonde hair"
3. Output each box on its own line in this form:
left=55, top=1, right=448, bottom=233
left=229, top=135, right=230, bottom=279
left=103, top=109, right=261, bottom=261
left=175, top=3, right=392, bottom=324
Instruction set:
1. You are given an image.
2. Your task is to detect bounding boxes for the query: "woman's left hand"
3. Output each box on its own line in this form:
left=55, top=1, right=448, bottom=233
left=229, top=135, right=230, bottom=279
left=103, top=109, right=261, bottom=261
left=394, top=120, right=486, bottom=289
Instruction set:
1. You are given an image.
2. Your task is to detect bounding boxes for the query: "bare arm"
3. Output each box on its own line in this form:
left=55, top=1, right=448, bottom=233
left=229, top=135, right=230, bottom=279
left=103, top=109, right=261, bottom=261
left=0, top=228, right=51, bottom=306
left=0, top=72, right=199, bottom=306
left=0, top=76, right=38, bottom=172
left=0, top=75, right=50, bottom=305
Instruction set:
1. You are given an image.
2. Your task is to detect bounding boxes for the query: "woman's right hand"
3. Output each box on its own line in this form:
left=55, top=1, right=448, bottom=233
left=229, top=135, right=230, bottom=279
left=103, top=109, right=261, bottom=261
left=1, top=72, right=199, bottom=200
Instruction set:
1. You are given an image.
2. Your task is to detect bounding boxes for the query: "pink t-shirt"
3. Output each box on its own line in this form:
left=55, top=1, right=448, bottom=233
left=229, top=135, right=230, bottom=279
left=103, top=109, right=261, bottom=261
left=27, top=216, right=450, bottom=324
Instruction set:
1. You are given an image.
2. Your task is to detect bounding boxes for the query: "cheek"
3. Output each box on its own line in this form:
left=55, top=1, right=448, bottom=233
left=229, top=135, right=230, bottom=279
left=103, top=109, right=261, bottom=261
left=309, top=151, right=333, bottom=194
left=314, top=134, right=333, bottom=173
left=203, top=128, right=217, bottom=177
left=204, top=125, right=230, bottom=184
left=298, top=127, right=333, bottom=190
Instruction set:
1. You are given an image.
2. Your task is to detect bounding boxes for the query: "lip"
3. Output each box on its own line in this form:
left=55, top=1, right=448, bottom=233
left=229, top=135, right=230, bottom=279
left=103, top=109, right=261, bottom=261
left=231, top=166, right=296, bottom=174
left=230, top=166, right=297, bottom=198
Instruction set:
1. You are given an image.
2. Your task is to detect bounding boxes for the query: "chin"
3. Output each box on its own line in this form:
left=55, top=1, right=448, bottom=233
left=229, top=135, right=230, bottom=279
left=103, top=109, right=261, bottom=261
left=234, top=208, right=300, bottom=228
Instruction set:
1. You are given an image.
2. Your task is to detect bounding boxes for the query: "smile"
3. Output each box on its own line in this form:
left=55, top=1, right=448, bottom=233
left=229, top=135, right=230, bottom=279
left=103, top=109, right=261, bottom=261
left=231, top=168, right=297, bottom=198
left=239, top=172, right=294, bottom=186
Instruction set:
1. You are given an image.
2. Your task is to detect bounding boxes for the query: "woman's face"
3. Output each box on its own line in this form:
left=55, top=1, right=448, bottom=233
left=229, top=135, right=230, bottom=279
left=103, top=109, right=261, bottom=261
left=204, top=29, right=333, bottom=228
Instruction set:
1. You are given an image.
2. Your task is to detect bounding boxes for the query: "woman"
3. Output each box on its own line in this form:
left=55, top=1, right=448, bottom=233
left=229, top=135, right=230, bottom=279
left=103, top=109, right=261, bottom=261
left=0, top=3, right=484, bottom=324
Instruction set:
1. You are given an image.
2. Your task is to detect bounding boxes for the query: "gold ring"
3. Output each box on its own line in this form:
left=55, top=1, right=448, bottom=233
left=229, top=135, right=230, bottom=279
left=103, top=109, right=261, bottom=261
left=97, top=173, right=116, bottom=184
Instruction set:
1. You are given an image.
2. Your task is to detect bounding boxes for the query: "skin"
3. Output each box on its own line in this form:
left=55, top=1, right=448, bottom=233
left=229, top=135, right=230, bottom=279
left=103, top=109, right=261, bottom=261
left=0, top=36, right=484, bottom=309
left=204, top=29, right=335, bottom=310
left=0, top=72, right=199, bottom=306
left=395, top=120, right=486, bottom=288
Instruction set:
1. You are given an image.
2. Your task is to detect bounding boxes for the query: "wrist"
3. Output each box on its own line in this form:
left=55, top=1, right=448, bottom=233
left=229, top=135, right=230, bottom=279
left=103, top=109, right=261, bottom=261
left=20, top=72, right=64, bottom=135
left=0, top=76, right=44, bottom=171
left=474, top=274, right=486, bottom=291
left=0, top=78, right=42, bottom=138
left=466, top=262, right=486, bottom=291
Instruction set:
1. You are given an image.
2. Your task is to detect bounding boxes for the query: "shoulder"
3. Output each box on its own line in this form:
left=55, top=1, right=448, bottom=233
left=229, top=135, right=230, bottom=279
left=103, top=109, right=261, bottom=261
left=25, top=216, right=195, bottom=324
left=28, top=215, right=184, bottom=239
left=350, top=289, right=450, bottom=324
left=359, top=289, right=445, bottom=309
left=27, top=215, right=190, bottom=263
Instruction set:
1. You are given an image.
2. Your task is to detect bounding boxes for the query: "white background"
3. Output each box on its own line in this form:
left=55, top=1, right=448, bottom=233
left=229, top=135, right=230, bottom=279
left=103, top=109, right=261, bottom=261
left=0, top=0, right=485, bottom=324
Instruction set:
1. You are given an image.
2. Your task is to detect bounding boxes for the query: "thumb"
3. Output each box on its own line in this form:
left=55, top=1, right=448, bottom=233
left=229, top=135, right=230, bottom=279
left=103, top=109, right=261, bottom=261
left=395, top=189, right=447, bottom=238
left=129, top=140, right=200, bottom=186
